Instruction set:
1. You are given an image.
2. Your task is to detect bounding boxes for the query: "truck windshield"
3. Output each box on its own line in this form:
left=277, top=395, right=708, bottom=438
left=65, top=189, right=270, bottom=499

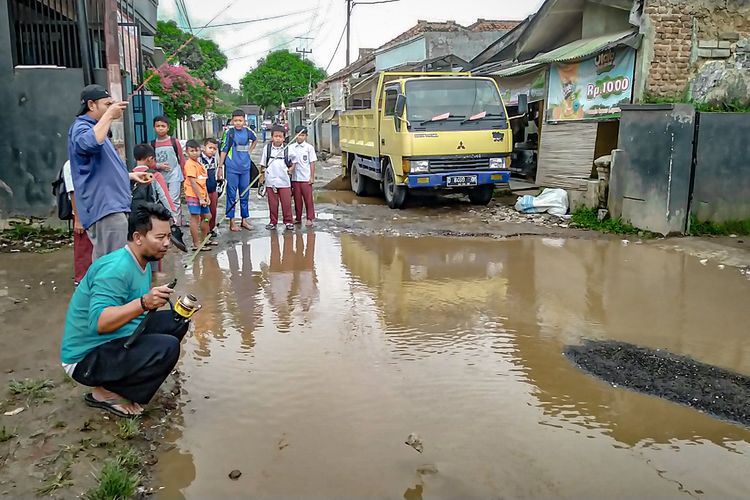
left=405, top=79, right=506, bottom=131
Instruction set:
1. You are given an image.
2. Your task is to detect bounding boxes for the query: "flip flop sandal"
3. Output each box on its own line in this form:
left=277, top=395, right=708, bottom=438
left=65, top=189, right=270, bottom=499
left=191, top=247, right=213, bottom=252
left=206, top=241, right=219, bottom=246
left=84, top=392, right=139, bottom=419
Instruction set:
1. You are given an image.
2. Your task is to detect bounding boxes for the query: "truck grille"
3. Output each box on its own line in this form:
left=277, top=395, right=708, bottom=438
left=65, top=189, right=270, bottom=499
left=427, top=155, right=492, bottom=173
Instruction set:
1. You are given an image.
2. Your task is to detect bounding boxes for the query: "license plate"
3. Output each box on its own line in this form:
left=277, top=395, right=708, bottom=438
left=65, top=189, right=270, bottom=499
left=446, top=175, right=478, bottom=187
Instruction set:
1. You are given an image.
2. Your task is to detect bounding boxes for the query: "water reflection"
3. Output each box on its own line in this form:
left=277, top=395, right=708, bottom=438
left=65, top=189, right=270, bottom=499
left=155, top=234, right=750, bottom=499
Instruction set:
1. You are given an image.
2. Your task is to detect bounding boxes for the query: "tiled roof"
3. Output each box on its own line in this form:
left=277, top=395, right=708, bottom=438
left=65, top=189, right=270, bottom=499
left=468, top=19, right=522, bottom=32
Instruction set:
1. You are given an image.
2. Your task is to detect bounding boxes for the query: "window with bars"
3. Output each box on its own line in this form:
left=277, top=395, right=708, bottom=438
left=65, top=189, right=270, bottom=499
left=8, top=0, right=105, bottom=68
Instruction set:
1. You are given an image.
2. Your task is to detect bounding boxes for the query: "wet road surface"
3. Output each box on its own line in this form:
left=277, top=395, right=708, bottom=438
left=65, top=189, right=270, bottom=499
left=153, top=232, right=750, bottom=499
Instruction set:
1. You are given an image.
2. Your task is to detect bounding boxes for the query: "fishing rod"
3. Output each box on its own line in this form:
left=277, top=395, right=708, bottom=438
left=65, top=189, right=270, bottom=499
left=182, top=69, right=380, bottom=268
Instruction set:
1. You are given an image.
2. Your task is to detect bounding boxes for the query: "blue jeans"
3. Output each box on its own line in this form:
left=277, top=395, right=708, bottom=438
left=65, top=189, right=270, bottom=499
left=226, top=169, right=250, bottom=218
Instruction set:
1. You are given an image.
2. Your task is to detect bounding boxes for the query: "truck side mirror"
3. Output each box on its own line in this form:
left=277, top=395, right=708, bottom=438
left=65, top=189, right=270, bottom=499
left=517, top=94, right=529, bottom=116
left=395, top=94, right=406, bottom=117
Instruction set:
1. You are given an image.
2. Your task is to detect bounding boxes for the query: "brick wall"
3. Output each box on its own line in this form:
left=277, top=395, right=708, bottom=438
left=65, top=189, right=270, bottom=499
left=642, top=0, right=750, bottom=100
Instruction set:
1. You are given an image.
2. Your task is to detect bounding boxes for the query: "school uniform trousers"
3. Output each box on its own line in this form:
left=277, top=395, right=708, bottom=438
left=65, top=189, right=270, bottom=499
left=71, top=311, right=190, bottom=404
left=73, top=231, right=93, bottom=283
left=266, top=186, right=293, bottom=225
left=292, top=182, right=315, bottom=222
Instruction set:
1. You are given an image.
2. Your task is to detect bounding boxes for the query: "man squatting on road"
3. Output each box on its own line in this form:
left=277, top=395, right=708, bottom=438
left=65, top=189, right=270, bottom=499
left=60, top=204, right=192, bottom=417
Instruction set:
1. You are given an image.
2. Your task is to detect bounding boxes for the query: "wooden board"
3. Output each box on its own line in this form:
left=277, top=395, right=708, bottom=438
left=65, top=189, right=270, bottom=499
left=536, top=121, right=598, bottom=190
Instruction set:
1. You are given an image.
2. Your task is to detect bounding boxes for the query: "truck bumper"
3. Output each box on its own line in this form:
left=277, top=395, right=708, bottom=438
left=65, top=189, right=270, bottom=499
left=405, top=170, right=511, bottom=189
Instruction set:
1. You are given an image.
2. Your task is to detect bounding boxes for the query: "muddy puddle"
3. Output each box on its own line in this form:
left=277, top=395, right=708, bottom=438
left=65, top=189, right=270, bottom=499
left=154, top=234, right=750, bottom=499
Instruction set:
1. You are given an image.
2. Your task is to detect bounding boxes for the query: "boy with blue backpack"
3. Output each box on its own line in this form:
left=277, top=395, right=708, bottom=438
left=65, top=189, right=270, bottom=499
left=219, top=109, right=258, bottom=232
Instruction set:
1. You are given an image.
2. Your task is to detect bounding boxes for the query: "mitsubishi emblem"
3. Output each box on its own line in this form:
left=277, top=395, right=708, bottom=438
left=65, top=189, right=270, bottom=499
left=457, top=141, right=466, bottom=150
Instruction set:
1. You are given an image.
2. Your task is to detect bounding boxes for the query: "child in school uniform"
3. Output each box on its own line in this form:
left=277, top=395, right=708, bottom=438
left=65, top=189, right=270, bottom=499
left=259, top=126, right=294, bottom=231
left=290, top=125, right=317, bottom=227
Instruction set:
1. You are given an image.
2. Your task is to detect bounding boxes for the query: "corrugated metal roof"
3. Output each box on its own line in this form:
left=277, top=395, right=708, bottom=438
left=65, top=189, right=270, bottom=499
left=489, top=29, right=639, bottom=77
left=537, top=29, right=638, bottom=62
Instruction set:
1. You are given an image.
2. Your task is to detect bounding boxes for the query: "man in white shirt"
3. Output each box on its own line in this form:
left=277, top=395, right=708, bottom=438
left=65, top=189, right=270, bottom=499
left=62, top=160, right=93, bottom=284
left=259, top=126, right=294, bottom=231
left=290, top=125, right=318, bottom=226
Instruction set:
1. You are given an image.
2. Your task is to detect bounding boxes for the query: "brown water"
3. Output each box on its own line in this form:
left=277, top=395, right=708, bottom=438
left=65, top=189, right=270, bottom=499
left=154, top=233, right=750, bottom=499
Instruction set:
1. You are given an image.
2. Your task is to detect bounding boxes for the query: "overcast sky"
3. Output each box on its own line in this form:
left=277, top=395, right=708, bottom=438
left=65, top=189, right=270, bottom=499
left=158, top=0, right=545, bottom=88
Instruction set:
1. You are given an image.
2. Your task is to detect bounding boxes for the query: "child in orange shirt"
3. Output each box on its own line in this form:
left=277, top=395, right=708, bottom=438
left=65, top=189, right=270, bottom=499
left=183, top=140, right=213, bottom=251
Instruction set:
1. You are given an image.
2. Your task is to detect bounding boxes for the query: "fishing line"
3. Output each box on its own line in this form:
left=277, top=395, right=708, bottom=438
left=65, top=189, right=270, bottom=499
left=183, top=72, right=380, bottom=268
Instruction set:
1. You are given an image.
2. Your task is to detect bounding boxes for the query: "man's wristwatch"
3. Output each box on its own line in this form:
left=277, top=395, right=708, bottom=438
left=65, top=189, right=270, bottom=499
left=139, top=296, right=148, bottom=311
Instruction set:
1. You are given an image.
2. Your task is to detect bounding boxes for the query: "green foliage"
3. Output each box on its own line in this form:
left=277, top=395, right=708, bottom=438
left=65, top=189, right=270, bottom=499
left=240, top=50, right=326, bottom=108
left=213, top=82, right=246, bottom=115
left=689, top=215, right=750, bottom=236
left=8, top=378, right=55, bottom=405
left=85, top=458, right=139, bottom=500
left=114, top=447, right=141, bottom=472
left=155, top=20, right=227, bottom=90
left=642, top=91, right=750, bottom=112
left=116, top=419, right=140, bottom=440
left=1, top=224, right=65, bottom=241
left=570, top=208, right=642, bottom=235
left=145, top=64, right=215, bottom=123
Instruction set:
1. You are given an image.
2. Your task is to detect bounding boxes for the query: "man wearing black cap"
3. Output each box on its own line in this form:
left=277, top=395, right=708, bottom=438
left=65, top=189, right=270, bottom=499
left=68, top=84, right=150, bottom=260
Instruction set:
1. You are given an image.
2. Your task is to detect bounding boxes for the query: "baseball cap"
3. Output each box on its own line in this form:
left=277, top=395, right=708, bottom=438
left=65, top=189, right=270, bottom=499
left=76, top=84, right=111, bottom=116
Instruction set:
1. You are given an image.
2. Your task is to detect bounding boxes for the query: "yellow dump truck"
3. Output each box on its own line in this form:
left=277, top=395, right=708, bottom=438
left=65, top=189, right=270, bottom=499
left=339, top=72, right=514, bottom=209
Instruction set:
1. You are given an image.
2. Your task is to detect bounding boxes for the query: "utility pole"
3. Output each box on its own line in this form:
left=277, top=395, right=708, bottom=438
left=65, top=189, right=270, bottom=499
left=103, top=0, right=125, bottom=157
left=345, top=0, right=351, bottom=66
left=295, top=36, right=313, bottom=60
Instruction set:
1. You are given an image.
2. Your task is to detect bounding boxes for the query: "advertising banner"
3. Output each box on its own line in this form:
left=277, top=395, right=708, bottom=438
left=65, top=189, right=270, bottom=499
left=497, top=69, right=547, bottom=106
left=546, top=47, right=635, bottom=122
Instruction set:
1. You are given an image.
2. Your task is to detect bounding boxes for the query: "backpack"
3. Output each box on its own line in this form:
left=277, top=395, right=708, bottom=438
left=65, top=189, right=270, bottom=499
left=150, top=137, right=180, bottom=159
left=52, top=167, right=73, bottom=221
left=224, top=127, right=257, bottom=155
left=265, top=142, right=291, bottom=167
left=131, top=181, right=157, bottom=211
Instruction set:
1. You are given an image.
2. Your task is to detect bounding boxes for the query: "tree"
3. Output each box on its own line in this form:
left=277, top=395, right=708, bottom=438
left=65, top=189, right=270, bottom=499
left=240, top=50, right=326, bottom=108
left=213, top=82, right=246, bottom=115
left=145, top=64, right=215, bottom=124
left=155, top=20, right=227, bottom=90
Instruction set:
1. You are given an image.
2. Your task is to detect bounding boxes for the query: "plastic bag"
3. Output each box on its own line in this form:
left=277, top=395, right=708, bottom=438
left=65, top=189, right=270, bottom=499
left=514, top=188, right=569, bottom=217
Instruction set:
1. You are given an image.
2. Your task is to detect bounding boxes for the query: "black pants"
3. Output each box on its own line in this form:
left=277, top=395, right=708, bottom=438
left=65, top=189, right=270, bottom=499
left=72, top=311, right=189, bottom=404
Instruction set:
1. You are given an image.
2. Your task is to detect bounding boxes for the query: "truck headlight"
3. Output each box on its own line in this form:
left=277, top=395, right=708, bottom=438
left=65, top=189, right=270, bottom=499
left=489, top=157, right=507, bottom=169
left=409, top=160, right=430, bottom=173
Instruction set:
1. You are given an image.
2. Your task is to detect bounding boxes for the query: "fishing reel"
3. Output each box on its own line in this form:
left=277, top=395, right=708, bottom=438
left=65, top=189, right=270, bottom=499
left=173, top=292, right=201, bottom=322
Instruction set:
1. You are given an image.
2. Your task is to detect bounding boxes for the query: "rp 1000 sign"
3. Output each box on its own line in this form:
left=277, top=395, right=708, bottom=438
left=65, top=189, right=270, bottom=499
left=547, top=47, right=636, bottom=122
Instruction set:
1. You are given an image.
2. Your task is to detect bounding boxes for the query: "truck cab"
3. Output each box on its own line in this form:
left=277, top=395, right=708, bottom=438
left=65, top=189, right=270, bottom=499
left=339, top=72, right=513, bottom=208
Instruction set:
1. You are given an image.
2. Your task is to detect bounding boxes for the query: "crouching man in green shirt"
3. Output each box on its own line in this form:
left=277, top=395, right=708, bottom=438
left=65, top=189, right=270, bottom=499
left=60, top=203, right=189, bottom=418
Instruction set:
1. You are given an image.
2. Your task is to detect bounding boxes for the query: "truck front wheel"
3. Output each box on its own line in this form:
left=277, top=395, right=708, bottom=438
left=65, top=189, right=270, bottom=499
left=383, top=164, right=407, bottom=209
left=468, top=185, right=495, bottom=205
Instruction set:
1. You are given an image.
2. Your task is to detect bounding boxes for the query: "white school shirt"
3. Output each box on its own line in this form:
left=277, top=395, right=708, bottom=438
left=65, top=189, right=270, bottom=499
left=63, top=160, right=74, bottom=194
left=260, top=144, right=291, bottom=188
left=290, top=142, right=317, bottom=182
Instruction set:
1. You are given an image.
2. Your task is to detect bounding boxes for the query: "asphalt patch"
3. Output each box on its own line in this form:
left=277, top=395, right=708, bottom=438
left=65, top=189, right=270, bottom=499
left=565, top=340, right=750, bottom=427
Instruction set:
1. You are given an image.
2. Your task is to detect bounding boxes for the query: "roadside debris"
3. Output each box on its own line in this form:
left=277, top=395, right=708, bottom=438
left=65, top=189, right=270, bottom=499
left=514, top=188, right=569, bottom=217
left=3, top=407, right=24, bottom=416
left=228, top=469, right=242, bottom=480
left=405, top=433, right=423, bottom=453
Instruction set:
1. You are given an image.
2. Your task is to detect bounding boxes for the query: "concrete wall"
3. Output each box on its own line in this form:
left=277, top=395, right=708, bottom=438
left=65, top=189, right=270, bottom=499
left=640, top=0, right=750, bottom=103
left=375, top=37, right=426, bottom=71
left=0, top=0, right=108, bottom=217
left=582, top=2, right=632, bottom=39
left=691, top=113, right=750, bottom=223
left=425, top=31, right=505, bottom=62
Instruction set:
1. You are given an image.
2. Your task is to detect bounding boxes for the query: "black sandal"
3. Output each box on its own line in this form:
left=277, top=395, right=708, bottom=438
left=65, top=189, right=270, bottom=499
left=84, top=392, right=140, bottom=419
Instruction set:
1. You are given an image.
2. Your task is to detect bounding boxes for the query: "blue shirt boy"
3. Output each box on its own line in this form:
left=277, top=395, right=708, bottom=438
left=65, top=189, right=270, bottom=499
left=222, top=127, right=257, bottom=173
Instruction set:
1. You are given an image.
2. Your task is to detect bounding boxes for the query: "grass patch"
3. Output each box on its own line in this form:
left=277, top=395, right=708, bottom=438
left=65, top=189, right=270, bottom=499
left=115, top=446, right=141, bottom=472
left=116, top=419, right=140, bottom=440
left=570, top=208, right=642, bottom=235
left=1, top=223, right=67, bottom=241
left=85, top=457, right=140, bottom=500
left=36, top=464, right=74, bottom=496
left=0, top=426, right=16, bottom=442
left=8, top=378, right=55, bottom=405
left=689, top=216, right=750, bottom=236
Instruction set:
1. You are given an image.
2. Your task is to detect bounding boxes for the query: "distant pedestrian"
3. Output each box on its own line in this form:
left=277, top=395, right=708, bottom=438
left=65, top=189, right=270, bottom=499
left=260, top=126, right=294, bottom=231
left=62, top=160, right=93, bottom=285
left=183, top=140, right=213, bottom=251
left=290, top=125, right=317, bottom=227
left=151, top=116, right=185, bottom=225
left=200, top=138, right=221, bottom=235
left=220, top=109, right=258, bottom=232
left=68, top=84, right=150, bottom=260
